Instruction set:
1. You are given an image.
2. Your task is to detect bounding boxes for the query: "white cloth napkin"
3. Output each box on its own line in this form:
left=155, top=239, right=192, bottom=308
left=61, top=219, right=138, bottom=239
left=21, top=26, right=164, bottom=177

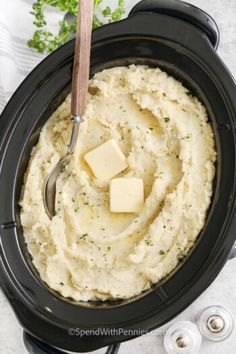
left=0, top=0, right=64, bottom=114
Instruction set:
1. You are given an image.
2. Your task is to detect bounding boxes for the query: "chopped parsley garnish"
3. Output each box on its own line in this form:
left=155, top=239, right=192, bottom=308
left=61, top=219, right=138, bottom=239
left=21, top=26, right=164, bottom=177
left=145, top=238, right=153, bottom=246
left=159, top=250, right=165, bottom=255
left=28, top=0, right=126, bottom=53
left=164, top=117, right=170, bottom=122
left=80, top=233, right=88, bottom=240
left=182, top=134, right=191, bottom=140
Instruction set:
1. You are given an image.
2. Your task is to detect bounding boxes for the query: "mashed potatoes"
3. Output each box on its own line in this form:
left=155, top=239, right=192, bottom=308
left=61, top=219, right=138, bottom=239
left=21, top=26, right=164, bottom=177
left=20, top=65, right=216, bottom=301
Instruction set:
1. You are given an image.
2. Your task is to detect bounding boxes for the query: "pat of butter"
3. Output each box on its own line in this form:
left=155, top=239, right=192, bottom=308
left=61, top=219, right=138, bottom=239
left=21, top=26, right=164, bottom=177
left=84, top=139, right=128, bottom=180
left=110, top=178, right=144, bottom=213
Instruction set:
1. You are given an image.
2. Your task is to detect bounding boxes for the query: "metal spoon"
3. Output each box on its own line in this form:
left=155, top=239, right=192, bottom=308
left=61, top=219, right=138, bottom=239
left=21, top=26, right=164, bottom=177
left=43, top=0, right=93, bottom=218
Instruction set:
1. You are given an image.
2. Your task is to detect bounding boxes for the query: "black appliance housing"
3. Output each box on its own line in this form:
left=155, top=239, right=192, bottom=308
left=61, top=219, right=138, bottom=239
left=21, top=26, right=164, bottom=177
left=0, top=0, right=236, bottom=353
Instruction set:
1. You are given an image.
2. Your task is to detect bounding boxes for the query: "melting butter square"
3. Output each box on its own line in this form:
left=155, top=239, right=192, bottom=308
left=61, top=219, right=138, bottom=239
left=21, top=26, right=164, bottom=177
left=84, top=139, right=128, bottom=180
left=110, top=178, right=144, bottom=213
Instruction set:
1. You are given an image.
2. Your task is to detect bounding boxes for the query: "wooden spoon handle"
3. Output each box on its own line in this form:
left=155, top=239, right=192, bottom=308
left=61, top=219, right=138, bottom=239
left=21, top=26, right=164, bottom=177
left=71, top=0, right=93, bottom=118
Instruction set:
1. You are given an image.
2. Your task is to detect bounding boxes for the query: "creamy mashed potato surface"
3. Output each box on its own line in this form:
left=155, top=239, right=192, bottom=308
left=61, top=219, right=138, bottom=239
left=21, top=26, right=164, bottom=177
left=20, top=65, right=216, bottom=301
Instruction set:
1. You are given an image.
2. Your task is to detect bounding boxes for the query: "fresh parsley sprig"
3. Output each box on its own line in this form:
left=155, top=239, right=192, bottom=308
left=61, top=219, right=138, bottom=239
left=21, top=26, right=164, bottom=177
left=28, top=0, right=126, bottom=53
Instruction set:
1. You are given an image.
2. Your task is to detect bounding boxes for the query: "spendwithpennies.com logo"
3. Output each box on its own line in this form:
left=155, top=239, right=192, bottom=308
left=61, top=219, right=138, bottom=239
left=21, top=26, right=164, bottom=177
left=68, top=328, right=166, bottom=337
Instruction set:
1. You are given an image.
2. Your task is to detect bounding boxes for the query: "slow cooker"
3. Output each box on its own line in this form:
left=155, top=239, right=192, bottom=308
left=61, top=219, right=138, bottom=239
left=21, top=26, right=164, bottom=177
left=0, top=0, right=236, bottom=353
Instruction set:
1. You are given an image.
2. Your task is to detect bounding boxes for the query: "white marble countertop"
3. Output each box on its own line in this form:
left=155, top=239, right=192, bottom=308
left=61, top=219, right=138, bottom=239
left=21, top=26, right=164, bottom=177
left=0, top=0, right=236, bottom=353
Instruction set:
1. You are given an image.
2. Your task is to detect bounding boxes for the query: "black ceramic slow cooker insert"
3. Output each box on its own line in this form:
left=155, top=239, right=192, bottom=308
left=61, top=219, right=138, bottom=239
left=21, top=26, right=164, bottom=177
left=0, top=0, right=236, bottom=353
